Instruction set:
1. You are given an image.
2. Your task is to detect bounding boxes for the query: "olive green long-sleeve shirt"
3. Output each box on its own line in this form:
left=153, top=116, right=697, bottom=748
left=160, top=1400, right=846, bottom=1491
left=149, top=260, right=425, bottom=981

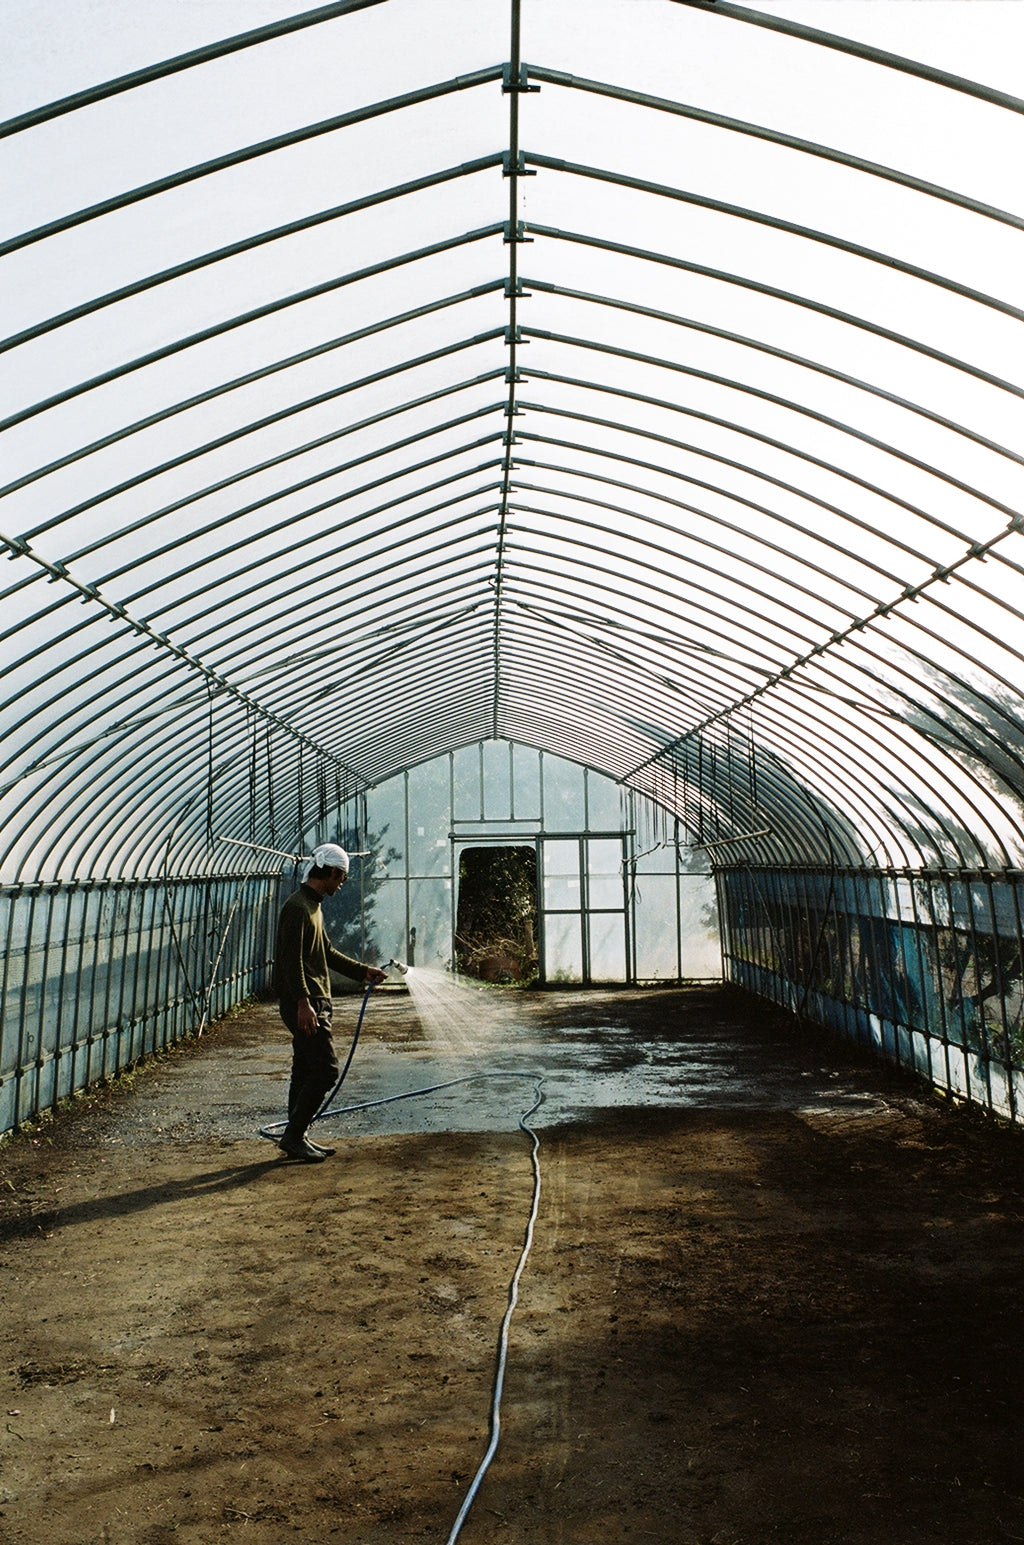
left=273, top=884, right=369, bottom=1002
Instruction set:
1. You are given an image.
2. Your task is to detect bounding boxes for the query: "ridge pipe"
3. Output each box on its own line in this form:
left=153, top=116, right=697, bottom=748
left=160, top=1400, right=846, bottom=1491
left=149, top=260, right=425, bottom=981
left=1, top=68, right=507, bottom=259
left=0, top=0, right=389, bottom=138
left=494, top=0, right=535, bottom=738
left=669, top=0, right=1024, bottom=118
left=519, top=339, right=1023, bottom=527
left=524, top=66, right=1024, bottom=234
left=522, top=155, right=1024, bottom=326
left=0, top=532, right=366, bottom=789
left=4, top=235, right=506, bottom=512
left=1, top=159, right=507, bottom=428
left=521, top=277, right=1024, bottom=464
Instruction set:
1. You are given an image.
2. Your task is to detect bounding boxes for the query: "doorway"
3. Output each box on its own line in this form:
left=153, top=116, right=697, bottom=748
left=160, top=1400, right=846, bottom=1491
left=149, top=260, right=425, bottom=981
left=454, top=845, right=539, bottom=982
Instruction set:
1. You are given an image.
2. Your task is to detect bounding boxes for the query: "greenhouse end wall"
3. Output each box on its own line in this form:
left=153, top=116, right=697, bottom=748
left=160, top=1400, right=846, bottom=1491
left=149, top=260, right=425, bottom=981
left=718, top=867, right=1024, bottom=1123
left=341, top=744, right=721, bottom=985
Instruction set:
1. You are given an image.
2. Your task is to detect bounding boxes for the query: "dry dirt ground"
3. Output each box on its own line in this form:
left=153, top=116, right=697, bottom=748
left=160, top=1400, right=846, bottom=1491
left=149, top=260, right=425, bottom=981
left=1, top=984, right=1023, bottom=1545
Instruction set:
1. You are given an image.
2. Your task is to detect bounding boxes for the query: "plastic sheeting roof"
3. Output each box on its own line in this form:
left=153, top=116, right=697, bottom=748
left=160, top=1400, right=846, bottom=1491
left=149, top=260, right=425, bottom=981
left=3, top=0, right=1024, bottom=881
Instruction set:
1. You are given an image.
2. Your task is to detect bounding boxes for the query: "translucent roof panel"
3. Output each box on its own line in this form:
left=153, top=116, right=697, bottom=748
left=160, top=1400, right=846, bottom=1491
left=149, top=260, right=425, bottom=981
left=2, top=0, right=1023, bottom=880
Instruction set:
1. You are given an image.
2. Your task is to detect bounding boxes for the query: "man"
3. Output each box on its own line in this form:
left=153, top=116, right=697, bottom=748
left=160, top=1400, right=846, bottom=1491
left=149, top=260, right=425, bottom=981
left=273, top=842, right=386, bottom=1162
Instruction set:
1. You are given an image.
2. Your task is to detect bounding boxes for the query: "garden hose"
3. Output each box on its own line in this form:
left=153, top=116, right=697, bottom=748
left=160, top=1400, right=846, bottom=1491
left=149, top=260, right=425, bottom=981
left=257, top=971, right=545, bottom=1542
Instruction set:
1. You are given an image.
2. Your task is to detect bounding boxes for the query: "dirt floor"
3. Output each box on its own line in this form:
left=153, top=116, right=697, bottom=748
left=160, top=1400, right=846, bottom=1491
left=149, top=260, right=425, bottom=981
left=2, top=983, right=1024, bottom=1545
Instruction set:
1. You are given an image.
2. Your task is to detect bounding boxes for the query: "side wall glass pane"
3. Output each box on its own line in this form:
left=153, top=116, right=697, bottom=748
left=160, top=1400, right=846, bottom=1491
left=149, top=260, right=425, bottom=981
left=409, top=876, right=454, bottom=970
left=679, top=873, right=722, bottom=979
left=586, top=838, right=625, bottom=909
left=586, top=769, right=623, bottom=832
left=453, top=745, right=482, bottom=821
left=407, top=759, right=452, bottom=877
left=541, top=754, right=585, bottom=829
left=512, top=744, right=541, bottom=819
left=634, top=873, right=680, bottom=979
left=483, top=740, right=512, bottom=821
left=588, top=913, right=626, bottom=981
left=543, top=839, right=582, bottom=910
left=544, top=914, right=583, bottom=983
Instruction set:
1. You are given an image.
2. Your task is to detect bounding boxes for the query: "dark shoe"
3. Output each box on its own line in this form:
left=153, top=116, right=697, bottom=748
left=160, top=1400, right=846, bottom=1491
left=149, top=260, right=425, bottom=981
left=306, top=1136, right=336, bottom=1157
left=278, top=1134, right=326, bottom=1163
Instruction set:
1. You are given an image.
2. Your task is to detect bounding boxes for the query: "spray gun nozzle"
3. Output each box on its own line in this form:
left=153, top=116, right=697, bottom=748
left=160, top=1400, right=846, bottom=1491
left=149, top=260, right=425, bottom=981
left=386, top=958, right=409, bottom=975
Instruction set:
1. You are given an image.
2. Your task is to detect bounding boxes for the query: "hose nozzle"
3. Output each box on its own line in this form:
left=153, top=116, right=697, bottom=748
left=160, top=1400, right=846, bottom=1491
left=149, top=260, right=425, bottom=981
left=386, top=958, right=409, bottom=975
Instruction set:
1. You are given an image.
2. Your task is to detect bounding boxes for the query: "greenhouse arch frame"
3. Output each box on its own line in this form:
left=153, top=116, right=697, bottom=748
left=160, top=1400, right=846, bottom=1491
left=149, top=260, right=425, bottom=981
left=3, top=0, right=1024, bottom=1131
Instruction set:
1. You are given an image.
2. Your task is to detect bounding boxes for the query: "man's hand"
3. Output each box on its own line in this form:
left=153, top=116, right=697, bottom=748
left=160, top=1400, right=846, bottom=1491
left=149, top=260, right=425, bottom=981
left=296, top=998, right=318, bottom=1035
left=364, top=966, right=387, bottom=987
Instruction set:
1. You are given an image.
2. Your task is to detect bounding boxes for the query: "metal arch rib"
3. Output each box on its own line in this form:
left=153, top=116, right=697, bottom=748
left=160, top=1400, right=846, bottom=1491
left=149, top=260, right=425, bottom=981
left=0, top=158, right=506, bottom=402
left=0, top=0, right=390, bottom=139
left=524, top=155, right=1024, bottom=326
left=526, top=66, right=1024, bottom=234
left=670, top=0, right=1024, bottom=118
left=0, top=70, right=506, bottom=259
left=521, top=275, right=1024, bottom=464
left=0, top=531, right=366, bottom=790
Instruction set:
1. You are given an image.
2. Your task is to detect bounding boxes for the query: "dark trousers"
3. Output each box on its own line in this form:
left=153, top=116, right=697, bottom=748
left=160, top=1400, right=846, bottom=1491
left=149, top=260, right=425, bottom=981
left=278, top=997, right=339, bottom=1140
